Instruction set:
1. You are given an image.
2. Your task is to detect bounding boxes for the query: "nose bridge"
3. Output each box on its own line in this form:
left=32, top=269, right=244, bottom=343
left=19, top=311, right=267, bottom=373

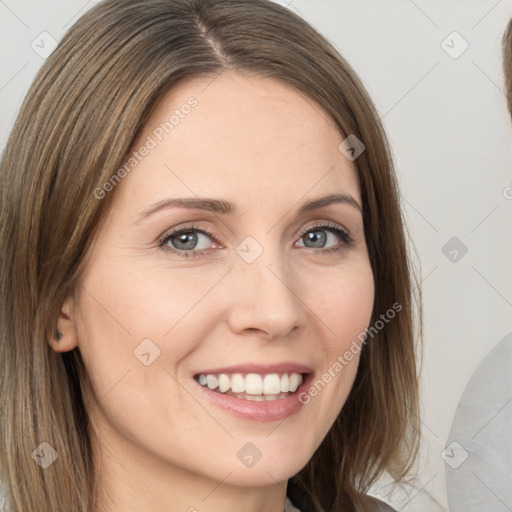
left=227, top=235, right=303, bottom=338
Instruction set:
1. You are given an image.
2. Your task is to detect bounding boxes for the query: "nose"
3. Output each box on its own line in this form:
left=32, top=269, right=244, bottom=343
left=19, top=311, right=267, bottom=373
left=225, top=244, right=304, bottom=340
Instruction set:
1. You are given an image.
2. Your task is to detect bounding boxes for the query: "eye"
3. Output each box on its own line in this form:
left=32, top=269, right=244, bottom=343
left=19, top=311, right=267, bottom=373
left=158, top=221, right=354, bottom=259
left=295, top=222, right=353, bottom=253
left=158, top=223, right=220, bottom=258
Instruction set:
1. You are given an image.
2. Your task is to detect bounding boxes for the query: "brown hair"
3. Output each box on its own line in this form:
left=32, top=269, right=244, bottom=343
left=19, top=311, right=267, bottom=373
left=503, top=18, right=512, bottom=117
left=0, top=1, right=421, bottom=510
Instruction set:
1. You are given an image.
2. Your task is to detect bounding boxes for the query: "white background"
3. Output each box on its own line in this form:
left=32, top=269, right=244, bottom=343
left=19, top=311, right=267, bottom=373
left=1, top=1, right=512, bottom=511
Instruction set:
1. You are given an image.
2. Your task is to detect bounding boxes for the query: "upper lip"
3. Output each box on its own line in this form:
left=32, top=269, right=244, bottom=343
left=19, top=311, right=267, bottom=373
left=194, top=362, right=314, bottom=376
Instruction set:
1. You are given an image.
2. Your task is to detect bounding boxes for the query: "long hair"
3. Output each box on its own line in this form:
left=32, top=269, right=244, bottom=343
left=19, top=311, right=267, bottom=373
left=0, top=1, right=421, bottom=510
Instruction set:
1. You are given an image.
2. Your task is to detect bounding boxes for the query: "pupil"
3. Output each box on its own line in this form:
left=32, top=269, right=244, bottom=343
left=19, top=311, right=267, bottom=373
left=306, top=230, right=326, bottom=248
left=174, top=232, right=197, bottom=250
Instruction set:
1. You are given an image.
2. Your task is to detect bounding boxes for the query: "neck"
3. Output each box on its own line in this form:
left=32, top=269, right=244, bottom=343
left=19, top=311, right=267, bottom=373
left=90, top=421, right=289, bottom=512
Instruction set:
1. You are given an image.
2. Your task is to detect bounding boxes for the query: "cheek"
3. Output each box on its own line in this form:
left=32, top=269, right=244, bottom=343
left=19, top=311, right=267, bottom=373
left=315, top=260, right=375, bottom=352
left=75, top=256, right=224, bottom=350
left=301, top=261, right=374, bottom=421
left=72, top=257, right=232, bottom=428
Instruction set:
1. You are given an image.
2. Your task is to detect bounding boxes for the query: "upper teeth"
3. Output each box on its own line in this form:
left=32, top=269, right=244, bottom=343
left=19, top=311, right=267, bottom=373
left=197, top=372, right=303, bottom=395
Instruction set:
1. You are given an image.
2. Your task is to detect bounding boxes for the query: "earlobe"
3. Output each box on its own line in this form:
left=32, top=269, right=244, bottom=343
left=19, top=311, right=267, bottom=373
left=47, top=295, right=79, bottom=353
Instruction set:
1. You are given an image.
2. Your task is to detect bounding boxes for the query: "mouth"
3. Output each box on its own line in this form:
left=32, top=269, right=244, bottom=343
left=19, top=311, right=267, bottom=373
left=194, top=371, right=305, bottom=401
left=192, top=363, right=314, bottom=422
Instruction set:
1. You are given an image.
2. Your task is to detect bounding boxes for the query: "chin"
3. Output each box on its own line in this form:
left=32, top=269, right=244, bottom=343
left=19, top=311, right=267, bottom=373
left=217, top=451, right=312, bottom=487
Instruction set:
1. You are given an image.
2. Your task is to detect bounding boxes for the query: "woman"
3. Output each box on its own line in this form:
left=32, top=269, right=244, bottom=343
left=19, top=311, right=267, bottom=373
left=0, top=1, right=421, bottom=511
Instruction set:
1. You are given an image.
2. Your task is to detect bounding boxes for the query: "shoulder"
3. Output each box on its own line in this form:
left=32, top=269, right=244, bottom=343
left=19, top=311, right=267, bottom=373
left=286, top=494, right=397, bottom=512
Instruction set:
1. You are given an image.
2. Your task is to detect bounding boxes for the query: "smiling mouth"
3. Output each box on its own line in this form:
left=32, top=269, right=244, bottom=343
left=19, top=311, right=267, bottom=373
left=194, top=372, right=304, bottom=401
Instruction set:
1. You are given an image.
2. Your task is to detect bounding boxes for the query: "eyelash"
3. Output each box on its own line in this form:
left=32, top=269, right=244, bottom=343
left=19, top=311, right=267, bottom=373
left=157, top=221, right=354, bottom=259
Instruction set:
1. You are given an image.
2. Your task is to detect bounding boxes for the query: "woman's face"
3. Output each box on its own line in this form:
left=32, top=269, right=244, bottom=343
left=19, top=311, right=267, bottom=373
left=59, top=71, right=374, bottom=497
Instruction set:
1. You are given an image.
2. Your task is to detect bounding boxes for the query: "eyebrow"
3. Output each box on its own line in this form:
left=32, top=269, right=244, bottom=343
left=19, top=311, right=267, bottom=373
left=134, top=192, right=362, bottom=224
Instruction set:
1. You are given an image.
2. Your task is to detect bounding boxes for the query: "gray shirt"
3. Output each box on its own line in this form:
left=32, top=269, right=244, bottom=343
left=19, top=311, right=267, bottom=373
left=285, top=495, right=397, bottom=511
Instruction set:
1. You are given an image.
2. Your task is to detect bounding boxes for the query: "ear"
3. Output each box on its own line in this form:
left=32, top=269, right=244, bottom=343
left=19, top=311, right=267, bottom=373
left=48, top=294, right=79, bottom=353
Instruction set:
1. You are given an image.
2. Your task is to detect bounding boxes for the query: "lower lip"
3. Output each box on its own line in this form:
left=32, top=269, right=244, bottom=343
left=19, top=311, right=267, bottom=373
left=194, top=374, right=314, bottom=422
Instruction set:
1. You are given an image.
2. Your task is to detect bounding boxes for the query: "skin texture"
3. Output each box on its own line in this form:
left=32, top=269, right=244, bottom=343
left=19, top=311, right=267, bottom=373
left=51, top=71, right=375, bottom=512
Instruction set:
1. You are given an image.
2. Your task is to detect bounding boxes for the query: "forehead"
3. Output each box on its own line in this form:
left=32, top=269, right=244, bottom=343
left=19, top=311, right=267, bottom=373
left=112, top=71, right=360, bottom=212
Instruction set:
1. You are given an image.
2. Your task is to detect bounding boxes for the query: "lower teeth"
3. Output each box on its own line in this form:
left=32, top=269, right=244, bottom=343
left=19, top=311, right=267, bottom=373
left=233, top=392, right=290, bottom=401
left=208, top=387, right=291, bottom=401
